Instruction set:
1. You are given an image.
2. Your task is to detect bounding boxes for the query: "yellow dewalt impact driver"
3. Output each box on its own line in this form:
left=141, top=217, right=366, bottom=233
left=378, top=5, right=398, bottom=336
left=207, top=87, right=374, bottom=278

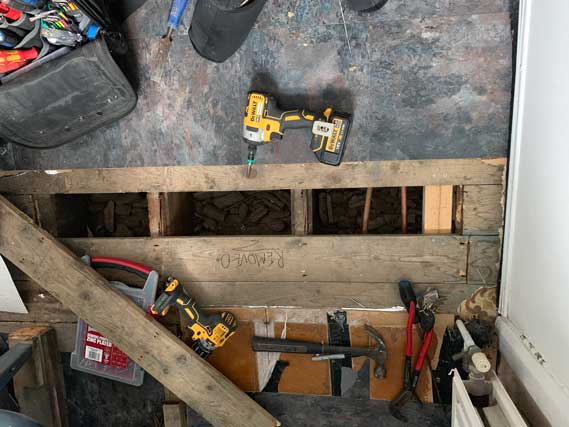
left=150, top=278, right=237, bottom=358
left=243, top=91, right=352, bottom=177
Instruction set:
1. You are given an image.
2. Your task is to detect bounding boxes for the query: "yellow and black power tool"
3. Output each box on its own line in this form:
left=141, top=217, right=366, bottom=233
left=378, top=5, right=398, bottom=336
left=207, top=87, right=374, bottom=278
left=243, top=91, right=352, bottom=177
left=150, top=278, right=237, bottom=358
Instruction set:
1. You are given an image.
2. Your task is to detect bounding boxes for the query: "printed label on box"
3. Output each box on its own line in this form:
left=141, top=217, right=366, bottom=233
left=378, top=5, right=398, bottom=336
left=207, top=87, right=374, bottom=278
left=83, top=324, right=129, bottom=369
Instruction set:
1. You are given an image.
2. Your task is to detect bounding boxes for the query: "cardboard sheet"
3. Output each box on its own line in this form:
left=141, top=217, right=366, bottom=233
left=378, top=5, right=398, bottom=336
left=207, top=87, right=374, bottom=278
left=0, top=256, right=27, bottom=314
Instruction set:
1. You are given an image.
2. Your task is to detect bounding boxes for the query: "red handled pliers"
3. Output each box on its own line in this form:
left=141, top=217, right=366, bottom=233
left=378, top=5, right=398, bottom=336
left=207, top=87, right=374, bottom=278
left=389, top=280, right=435, bottom=422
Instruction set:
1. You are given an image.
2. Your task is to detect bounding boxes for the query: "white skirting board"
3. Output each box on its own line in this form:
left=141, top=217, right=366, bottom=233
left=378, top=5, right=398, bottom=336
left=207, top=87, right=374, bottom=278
left=496, top=317, right=569, bottom=426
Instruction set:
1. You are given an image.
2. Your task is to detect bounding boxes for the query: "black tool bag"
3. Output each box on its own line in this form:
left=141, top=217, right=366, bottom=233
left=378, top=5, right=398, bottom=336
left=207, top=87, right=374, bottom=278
left=0, top=38, right=136, bottom=148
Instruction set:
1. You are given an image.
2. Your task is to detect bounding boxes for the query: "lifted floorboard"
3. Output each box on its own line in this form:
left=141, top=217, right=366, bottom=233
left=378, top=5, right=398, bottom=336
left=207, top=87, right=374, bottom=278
left=62, top=235, right=472, bottom=284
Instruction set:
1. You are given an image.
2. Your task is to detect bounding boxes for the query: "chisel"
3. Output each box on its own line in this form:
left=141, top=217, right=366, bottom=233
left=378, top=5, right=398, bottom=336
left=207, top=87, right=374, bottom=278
left=151, top=0, right=189, bottom=82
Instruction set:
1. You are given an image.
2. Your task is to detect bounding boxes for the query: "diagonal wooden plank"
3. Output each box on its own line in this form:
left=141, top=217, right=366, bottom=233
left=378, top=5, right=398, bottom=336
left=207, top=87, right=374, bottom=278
left=62, top=235, right=469, bottom=284
left=0, top=195, right=279, bottom=427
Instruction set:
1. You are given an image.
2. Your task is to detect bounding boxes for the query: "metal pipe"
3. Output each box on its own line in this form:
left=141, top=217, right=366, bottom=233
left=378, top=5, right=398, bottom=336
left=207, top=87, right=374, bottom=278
left=362, top=187, right=373, bottom=234
left=401, top=186, right=407, bottom=233
left=0, top=343, right=32, bottom=390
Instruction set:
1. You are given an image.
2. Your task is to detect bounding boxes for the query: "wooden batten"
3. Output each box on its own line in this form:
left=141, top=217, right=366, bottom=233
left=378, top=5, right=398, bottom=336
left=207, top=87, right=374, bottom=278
left=0, top=158, right=506, bottom=194
left=423, top=186, right=454, bottom=234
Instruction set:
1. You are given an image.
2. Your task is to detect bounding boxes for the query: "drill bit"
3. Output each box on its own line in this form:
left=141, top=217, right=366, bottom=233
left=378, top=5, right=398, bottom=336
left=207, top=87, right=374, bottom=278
left=246, top=145, right=257, bottom=178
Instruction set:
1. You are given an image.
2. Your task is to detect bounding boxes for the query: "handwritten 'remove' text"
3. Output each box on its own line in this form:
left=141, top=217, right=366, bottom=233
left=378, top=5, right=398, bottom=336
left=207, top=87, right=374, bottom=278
left=217, top=249, right=284, bottom=269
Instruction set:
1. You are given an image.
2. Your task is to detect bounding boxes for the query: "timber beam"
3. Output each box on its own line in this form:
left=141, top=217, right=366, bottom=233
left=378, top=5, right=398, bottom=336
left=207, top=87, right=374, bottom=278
left=0, top=158, right=506, bottom=194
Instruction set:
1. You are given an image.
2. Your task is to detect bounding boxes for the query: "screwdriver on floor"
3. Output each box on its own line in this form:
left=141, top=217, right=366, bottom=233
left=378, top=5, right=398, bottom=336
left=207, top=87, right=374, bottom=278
left=152, top=0, right=189, bottom=82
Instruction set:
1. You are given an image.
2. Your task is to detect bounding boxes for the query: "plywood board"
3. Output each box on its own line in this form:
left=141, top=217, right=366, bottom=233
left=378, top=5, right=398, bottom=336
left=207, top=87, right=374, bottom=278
left=206, top=321, right=259, bottom=392
left=272, top=322, right=331, bottom=396
left=468, top=236, right=501, bottom=285
left=463, top=185, right=504, bottom=235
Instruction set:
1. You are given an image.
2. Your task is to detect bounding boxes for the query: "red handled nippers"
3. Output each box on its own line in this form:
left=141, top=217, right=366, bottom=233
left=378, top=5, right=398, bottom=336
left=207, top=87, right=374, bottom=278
left=389, top=280, right=435, bottom=422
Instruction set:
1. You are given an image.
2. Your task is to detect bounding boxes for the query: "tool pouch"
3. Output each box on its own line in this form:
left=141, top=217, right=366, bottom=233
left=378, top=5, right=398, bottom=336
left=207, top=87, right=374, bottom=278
left=188, top=0, right=266, bottom=63
left=0, top=38, right=136, bottom=148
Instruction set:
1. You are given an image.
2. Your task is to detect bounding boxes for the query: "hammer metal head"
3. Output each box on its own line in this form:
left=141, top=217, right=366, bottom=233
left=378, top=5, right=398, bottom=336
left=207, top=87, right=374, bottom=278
left=364, top=324, right=388, bottom=379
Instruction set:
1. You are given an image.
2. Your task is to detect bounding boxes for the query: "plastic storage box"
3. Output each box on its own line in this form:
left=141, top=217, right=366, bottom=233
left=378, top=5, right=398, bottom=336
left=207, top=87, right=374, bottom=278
left=70, top=259, right=158, bottom=386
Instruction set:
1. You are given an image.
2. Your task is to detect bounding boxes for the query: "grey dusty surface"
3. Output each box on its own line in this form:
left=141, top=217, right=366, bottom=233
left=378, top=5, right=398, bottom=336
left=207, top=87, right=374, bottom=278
left=189, top=394, right=450, bottom=427
left=60, top=352, right=450, bottom=427
left=7, top=0, right=513, bottom=170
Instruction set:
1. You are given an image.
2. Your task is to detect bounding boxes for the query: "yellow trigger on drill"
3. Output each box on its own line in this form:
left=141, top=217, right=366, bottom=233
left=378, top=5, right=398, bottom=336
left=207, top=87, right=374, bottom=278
left=165, top=279, right=179, bottom=292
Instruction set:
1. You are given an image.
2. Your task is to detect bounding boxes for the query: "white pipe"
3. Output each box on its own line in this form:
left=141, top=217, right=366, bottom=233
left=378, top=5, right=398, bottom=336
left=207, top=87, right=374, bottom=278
left=456, top=319, right=476, bottom=349
left=456, top=319, right=491, bottom=373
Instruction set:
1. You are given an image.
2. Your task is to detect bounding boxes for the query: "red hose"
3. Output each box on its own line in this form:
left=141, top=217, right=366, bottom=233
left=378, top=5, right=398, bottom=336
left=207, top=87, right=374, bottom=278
left=90, top=257, right=152, bottom=275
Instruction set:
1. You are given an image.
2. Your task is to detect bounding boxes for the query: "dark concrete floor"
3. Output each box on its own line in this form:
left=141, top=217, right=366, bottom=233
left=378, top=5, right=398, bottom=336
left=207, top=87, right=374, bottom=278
left=4, top=0, right=513, bottom=170
left=60, top=353, right=450, bottom=427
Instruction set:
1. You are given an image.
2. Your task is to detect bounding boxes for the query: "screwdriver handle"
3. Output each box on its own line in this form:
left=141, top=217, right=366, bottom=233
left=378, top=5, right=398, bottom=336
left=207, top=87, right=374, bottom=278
left=0, top=2, right=21, bottom=20
left=167, top=0, right=189, bottom=31
left=0, top=28, right=21, bottom=48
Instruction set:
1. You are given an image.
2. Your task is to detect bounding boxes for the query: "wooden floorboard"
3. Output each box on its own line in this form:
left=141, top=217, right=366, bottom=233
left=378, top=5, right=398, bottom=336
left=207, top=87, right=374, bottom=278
left=61, top=235, right=471, bottom=284
left=463, top=185, right=504, bottom=235
left=467, top=235, right=501, bottom=285
left=0, top=158, right=506, bottom=194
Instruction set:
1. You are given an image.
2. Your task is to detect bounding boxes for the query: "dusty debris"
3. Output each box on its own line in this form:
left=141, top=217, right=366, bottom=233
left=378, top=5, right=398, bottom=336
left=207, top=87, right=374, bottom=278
left=203, top=204, right=226, bottom=223
left=212, top=192, right=245, bottom=209
left=248, top=205, right=269, bottom=223
left=87, top=193, right=149, bottom=237
left=192, top=190, right=291, bottom=235
left=103, top=201, right=115, bottom=233
left=314, top=188, right=423, bottom=234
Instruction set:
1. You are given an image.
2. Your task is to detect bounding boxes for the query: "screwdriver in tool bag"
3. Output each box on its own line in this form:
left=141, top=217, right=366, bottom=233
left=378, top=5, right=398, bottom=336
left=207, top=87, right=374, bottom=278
left=165, top=0, right=189, bottom=40
left=152, top=0, right=189, bottom=81
left=0, top=0, right=45, bottom=13
left=0, top=28, right=21, bottom=47
left=0, top=2, right=21, bottom=20
left=0, top=47, right=37, bottom=73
